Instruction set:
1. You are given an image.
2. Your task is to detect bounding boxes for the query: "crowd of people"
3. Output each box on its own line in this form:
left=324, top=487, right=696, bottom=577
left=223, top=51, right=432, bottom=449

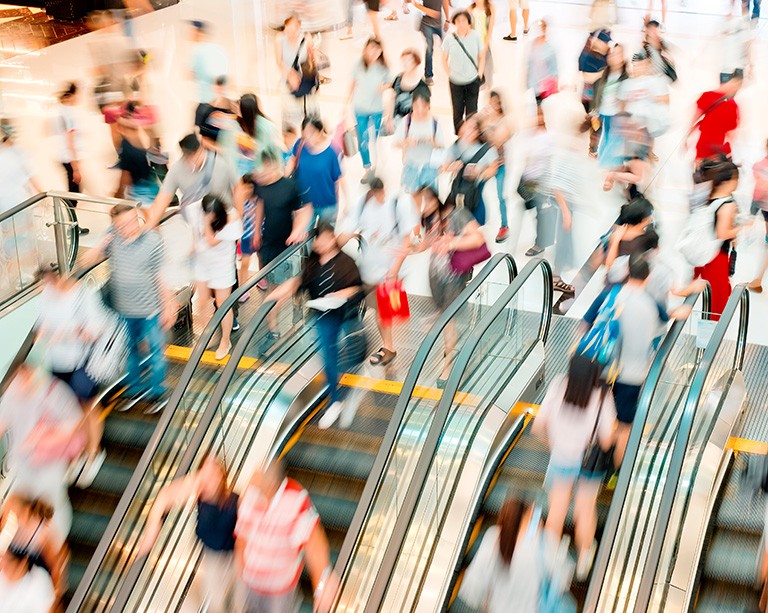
left=0, top=0, right=766, bottom=611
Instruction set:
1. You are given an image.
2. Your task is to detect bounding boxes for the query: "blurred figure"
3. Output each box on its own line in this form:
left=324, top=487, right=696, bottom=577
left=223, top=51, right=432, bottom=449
left=590, top=44, right=628, bottom=168
left=195, top=196, right=242, bottom=360
left=235, top=93, right=281, bottom=178
left=275, top=15, right=318, bottom=124
left=365, top=0, right=382, bottom=40
left=0, top=362, right=83, bottom=545
left=720, top=14, right=752, bottom=84
left=265, top=223, right=363, bottom=429
left=742, top=0, right=762, bottom=21
left=749, top=140, right=768, bottom=293
left=443, top=11, right=485, bottom=134
left=643, top=20, right=677, bottom=82
left=338, top=176, right=418, bottom=367
left=578, top=29, right=612, bottom=155
left=349, top=38, right=391, bottom=184
left=413, top=186, right=486, bottom=385
left=644, top=0, right=666, bottom=31
left=504, top=0, right=530, bottom=41
left=285, top=115, right=342, bottom=225
left=189, top=20, right=229, bottom=104
left=235, top=462, right=339, bottom=612
left=139, top=456, right=239, bottom=613
left=470, top=0, right=496, bottom=89
left=91, top=204, right=175, bottom=402
left=527, top=18, right=559, bottom=106
left=603, top=196, right=655, bottom=270
left=386, top=48, right=429, bottom=133
left=52, top=82, right=89, bottom=235
left=393, top=91, right=445, bottom=194
left=533, top=354, right=616, bottom=579
left=0, top=546, right=55, bottom=613
left=690, top=72, right=742, bottom=164
left=0, top=119, right=41, bottom=215
left=414, top=0, right=451, bottom=86
left=480, top=91, right=513, bottom=242
left=113, top=102, right=161, bottom=206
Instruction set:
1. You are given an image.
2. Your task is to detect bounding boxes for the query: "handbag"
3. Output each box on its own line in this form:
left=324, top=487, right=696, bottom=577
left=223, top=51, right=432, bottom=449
left=338, top=312, right=369, bottom=372
left=343, top=127, right=359, bottom=157
left=289, top=38, right=319, bottom=98
left=376, top=281, right=410, bottom=325
left=452, top=33, right=485, bottom=85
left=581, top=387, right=615, bottom=476
left=450, top=242, right=491, bottom=275
left=517, top=178, right=538, bottom=210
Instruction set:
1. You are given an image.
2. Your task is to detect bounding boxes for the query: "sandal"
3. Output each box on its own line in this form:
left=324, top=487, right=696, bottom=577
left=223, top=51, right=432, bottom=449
left=525, top=246, right=544, bottom=257
left=384, top=12, right=399, bottom=20
left=370, top=347, right=397, bottom=365
left=553, top=279, right=575, bottom=294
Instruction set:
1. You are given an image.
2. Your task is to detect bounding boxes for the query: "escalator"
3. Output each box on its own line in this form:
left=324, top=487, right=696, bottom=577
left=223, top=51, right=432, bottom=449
left=66, top=252, right=518, bottom=612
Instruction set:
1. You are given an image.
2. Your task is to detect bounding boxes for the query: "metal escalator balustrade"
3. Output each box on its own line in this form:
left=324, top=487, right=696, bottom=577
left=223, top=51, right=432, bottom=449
left=362, top=257, right=553, bottom=613
left=67, top=234, right=315, bottom=613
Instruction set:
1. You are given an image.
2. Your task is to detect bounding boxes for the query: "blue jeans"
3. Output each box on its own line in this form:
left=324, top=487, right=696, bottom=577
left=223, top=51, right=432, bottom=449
left=401, top=164, right=438, bottom=193
left=314, top=309, right=344, bottom=404
left=354, top=112, right=383, bottom=169
left=123, top=315, right=167, bottom=396
left=421, top=23, right=442, bottom=79
left=496, top=163, right=508, bottom=228
left=313, top=206, right=338, bottom=226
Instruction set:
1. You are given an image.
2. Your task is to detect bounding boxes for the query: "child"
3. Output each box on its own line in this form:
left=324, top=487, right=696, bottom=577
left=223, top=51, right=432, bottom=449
left=237, top=176, right=262, bottom=296
left=749, top=140, right=768, bottom=293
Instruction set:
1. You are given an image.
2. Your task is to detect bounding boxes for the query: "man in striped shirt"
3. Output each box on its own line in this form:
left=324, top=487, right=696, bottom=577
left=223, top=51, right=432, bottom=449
left=235, top=462, right=338, bottom=612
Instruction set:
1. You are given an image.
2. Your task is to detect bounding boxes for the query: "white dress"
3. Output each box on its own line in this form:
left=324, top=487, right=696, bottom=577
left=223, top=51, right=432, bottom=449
left=195, top=215, right=244, bottom=290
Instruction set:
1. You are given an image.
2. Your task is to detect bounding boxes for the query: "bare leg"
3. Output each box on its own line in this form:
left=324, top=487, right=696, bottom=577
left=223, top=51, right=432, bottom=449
left=378, top=319, right=395, bottom=353
left=545, top=479, right=574, bottom=539
left=238, top=254, right=251, bottom=287
left=661, top=0, right=667, bottom=23
left=522, top=8, right=530, bottom=31
left=214, top=287, right=233, bottom=357
left=614, top=423, right=631, bottom=466
left=509, top=9, right=517, bottom=36
left=573, top=480, right=601, bottom=553
left=194, top=282, right=213, bottom=323
left=84, top=403, right=103, bottom=460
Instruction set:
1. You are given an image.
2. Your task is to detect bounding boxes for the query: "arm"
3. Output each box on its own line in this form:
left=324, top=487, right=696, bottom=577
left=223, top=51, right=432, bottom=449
left=137, top=473, right=199, bottom=556
left=114, top=170, right=132, bottom=199
left=486, top=6, right=495, bottom=41
left=251, top=198, right=264, bottom=251
left=265, top=276, right=302, bottom=304
left=304, top=524, right=339, bottom=613
left=275, top=36, right=290, bottom=80
left=328, top=285, right=363, bottom=300
left=449, top=218, right=485, bottom=251
left=478, top=45, right=487, bottom=79
left=604, top=225, right=627, bottom=268
left=715, top=200, right=739, bottom=241
left=287, top=204, right=313, bottom=244
left=553, top=188, right=572, bottom=232
left=146, top=190, right=175, bottom=230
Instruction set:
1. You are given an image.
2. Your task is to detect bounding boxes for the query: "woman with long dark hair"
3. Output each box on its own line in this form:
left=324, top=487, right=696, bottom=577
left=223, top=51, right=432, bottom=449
left=590, top=44, right=628, bottom=166
left=533, top=353, right=616, bottom=579
left=236, top=93, right=280, bottom=177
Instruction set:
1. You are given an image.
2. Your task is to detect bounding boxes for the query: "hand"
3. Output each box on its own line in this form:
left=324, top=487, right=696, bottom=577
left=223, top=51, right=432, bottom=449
left=160, top=300, right=177, bottom=330
left=72, top=164, right=81, bottom=185
left=251, top=232, right=262, bottom=251
left=613, top=224, right=628, bottom=241
left=670, top=304, right=693, bottom=320
left=313, top=572, right=340, bottom=613
left=287, top=229, right=307, bottom=245
left=287, top=71, right=300, bottom=91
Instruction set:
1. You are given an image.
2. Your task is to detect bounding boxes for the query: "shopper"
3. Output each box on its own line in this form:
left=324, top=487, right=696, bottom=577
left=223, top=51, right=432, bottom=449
left=521, top=106, right=556, bottom=257
left=579, top=29, right=612, bottom=155
left=533, top=353, right=616, bottom=578
left=113, top=104, right=161, bottom=206
left=394, top=90, right=445, bottom=194
left=618, top=50, right=670, bottom=148
left=275, top=15, right=317, bottom=123
left=603, top=196, right=655, bottom=270
left=527, top=18, right=559, bottom=106
left=590, top=44, right=628, bottom=167
left=349, top=38, right=391, bottom=184
left=189, top=20, right=229, bottom=104
left=442, top=11, right=485, bottom=134
left=690, top=72, right=742, bottom=164
left=386, top=48, right=430, bottom=132
left=414, top=0, right=451, bottom=86
left=470, top=0, right=496, bottom=89
left=504, top=0, right=530, bottom=41
left=265, top=223, right=363, bottom=429
left=0, top=547, right=56, bottom=613
left=643, top=20, right=676, bottom=82
left=235, top=461, right=338, bottom=612
left=286, top=115, right=343, bottom=224
left=235, top=93, right=281, bottom=178
left=139, top=456, right=239, bottom=613
left=749, top=140, right=768, bottom=293
left=480, top=91, right=513, bottom=242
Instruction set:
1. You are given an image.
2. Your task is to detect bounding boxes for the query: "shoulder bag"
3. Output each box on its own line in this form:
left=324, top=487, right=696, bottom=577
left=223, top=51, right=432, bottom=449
left=451, top=33, right=485, bottom=85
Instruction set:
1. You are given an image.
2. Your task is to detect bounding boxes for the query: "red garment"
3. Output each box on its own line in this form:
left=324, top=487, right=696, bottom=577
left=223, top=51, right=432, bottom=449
left=694, top=91, right=739, bottom=161
left=694, top=250, right=731, bottom=322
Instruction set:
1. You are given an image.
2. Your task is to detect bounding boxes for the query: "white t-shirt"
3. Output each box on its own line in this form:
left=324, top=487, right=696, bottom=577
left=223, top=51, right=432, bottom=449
left=535, top=375, right=616, bottom=467
left=618, top=75, right=669, bottom=135
left=190, top=42, right=229, bottom=103
left=51, top=104, right=81, bottom=163
left=0, top=566, right=56, bottom=613
left=195, top=215, right=244, bottom=290
left=342, top=194, right=418, bottom=285
left=0, top=145, right=33, bottom=214
left=394, top=115, right=446, bottom=168
left=522, top=129, right=554, bottom=181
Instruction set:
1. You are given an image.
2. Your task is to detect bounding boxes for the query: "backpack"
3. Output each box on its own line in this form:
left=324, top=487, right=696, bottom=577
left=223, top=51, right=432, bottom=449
left=446, top=143, right=490, bottom=219
left=676, top=197, right=731, bottom=267
left=577, top=284, right=623, bottom=382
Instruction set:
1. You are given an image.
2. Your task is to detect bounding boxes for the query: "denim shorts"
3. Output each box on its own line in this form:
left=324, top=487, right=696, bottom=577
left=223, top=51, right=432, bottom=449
left=543, top=461, right=582, bottom=490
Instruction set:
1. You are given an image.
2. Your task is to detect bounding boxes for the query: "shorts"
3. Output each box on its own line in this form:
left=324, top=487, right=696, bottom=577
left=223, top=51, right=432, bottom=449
left=53, top=367, right=99, bottom=401
left=543, top=462, right=582, bottom=489
left=509, top=0, right=530, bottom=8
left=613, top=381, right=642, bottom=425
left=365, top=0, right=380, bottom=11
left=260, top=257, right=294, bottom=286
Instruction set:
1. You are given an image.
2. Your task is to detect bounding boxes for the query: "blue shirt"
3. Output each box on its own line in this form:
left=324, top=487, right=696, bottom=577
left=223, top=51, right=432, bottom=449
left=292, top=140, right=342, bottom=210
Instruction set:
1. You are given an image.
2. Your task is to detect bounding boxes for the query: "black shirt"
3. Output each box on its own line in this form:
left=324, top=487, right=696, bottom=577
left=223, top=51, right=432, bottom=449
left=195, top=492, right=239, bottom=552
left=300, top=251, right=362, bottom=301
left=392, top=76, right=431, bottom=118
left=254, top=177, right=304, bottom=264
left=118, top=138, right=153, bottom=184
left=421, top=0, right=443, bottom=28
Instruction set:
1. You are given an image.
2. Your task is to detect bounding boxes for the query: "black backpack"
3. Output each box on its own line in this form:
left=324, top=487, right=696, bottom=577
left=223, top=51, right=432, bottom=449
left=446, top=143, right=490, bottom=215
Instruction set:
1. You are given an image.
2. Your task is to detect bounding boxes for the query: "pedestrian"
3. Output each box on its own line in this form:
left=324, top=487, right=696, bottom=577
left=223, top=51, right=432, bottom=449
left=603, top=195, right=655, bottom=270
left=413, top=0, right=450, bottom=87
left=349, top=38, right=391, bottom=184
left=189, top=20, right=228, bottom=104
left=385, top=48, right=430, bottom=133
left=618, top=50, right=670, bottom=153
left=92, top=204, right=175, bottom=402
left=364, top=0, right=382, bottom=40
left=470, top=0, right=496, bottom=89
left=720, top=13, right=752, bottom=85
left=644, top=0, right=666, bottom=31
left=690, top=71, right=742, bottom=165
left=579, top=29, right=612, bottom=155
left=235, top=461, right=338, bottom=612
left=275, top=15, right=318, bottom=124
left=504, top=0, right=530, bottom=41
left=235, top=93, right=281, bottom=178
left=265, top=222, right=363, bottom=429
left=480, top=91, right=513, bottom=242
left=286, top=115, right=343, bottom=225
left=533, top=353, right=616, bottom=579
left=442, top=11, right=485, bottom=134
left=590, top=44, right=628, bottom=167
left=527, top=18, right=559, bottom=106
left=643, top=20, right=677, bottom=82
left=521, top=106, right=556, bottom=258
left=749, top=140, right=768, bottom=293
left=394, top=90, right=445, bottom=194
left=113, top=104, right=161, bottom=206
left=139, top=456, right=240, bottom=613
left=0, top=546, right=56, bottom=613
left=338, top=177, right=418, bottom=366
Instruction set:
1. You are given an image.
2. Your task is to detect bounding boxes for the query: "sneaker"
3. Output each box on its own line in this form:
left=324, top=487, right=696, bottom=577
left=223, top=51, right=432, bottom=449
left=575, top=541, right=597, bottom=581
left=257, top=331, right=280, bottom=357
left=238, top=291, right=251, bottom=303
left=318, top=401, right=343, bottom=429
left=503, top=34, right=517, bottom=41
left=76, top=449, right=107, bottom=489
left=339, top=402, right=357, bottom=429
left=232, top=317, right=241, bottom=332
left=495, top=226, right=509, bottom=243
left=360, top=169, right=375, bottom=184
left=256, top=277, right=268, bottom=291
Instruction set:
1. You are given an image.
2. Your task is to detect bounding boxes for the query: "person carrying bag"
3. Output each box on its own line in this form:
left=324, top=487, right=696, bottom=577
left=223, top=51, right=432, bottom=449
left=447, top=142, right=492, bottom=225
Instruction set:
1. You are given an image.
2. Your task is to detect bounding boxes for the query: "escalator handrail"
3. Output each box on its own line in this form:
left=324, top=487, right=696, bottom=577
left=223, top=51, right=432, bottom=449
left=583, top=284, right=711, bottom=612
left=0, top=190, right=141, bottom=224
left=364, top=257, right=553, bottom=613
left=334, top=252, right=518, bottom=581
left=632, top=285, right=749, bottom=613
left=67, top=233, right=316, bottom=612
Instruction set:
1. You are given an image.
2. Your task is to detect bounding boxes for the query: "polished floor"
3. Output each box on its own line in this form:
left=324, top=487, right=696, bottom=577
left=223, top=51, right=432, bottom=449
left=1, top=0, right=767, bottom=345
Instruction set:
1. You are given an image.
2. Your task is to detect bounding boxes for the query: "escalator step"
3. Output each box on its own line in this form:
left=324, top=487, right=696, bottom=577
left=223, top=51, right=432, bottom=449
left=713, top=491, right=765, bottom=536
left=696, top=580, right=760, bottom=612
left=102, top=413, right=157, bottom=448
left=311, top=494, right=359, bottom=532
left=285, top=441, right=375, bottom=482
left=82, top=460, right=134, bottom=496
left=69, top=510, right=111, bottom=547
left=703, top=530, right=761, bottom=585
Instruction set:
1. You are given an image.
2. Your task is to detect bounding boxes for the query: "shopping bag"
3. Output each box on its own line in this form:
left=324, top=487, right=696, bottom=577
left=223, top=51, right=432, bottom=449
left=376, top=282, right=410, bottom=325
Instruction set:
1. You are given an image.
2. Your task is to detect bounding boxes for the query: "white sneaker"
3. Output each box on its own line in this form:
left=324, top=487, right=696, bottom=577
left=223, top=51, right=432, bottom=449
left=339, top=402, right=357, bottom=429
left=575, top=540, right=597, bottom=581
left=76, top=449, right=107, bottom=489
left=318, top=402, right=343, bottom=429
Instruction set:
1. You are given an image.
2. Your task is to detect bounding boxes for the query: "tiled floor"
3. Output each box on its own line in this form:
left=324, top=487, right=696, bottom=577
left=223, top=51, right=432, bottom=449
left=0, top=5, right=88, bottom=60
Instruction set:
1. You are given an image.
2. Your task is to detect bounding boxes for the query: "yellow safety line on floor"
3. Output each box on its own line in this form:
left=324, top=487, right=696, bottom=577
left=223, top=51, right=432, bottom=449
left=726, top=437, right=768, bottom=455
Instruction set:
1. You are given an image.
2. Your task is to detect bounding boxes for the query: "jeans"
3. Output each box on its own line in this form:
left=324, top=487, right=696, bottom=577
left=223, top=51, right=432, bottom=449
left=421, top=23, right=442, bottom=79
left=123, top=314, right=167, bottom=396
left=495, top=163, right=508, bottom=228
left=314, top=206, right=338, bottom=226
left=401, top=164, right=438, bottom=193
left=449, top=79, right=480, bottom=133
left=743, top=0, right=761, bottom=18
left=314, top=309, right=344, bottom=404
left=354, top=111, right=383, bottom=169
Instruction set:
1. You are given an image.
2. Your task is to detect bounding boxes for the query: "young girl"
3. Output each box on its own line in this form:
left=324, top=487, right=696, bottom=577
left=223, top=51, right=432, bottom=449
left=195, top=195, right=243, bottom=360
left=237, top=176, right=261, bottom=298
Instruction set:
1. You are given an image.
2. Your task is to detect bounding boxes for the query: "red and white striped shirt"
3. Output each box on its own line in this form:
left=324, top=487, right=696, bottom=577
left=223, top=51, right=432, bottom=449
left=235, top=478, right=320, bottom=595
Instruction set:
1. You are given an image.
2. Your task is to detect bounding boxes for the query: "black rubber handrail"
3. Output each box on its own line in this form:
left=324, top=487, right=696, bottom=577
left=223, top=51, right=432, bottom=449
left=67, top=233, right=315, bottom=613
left=363, top=257, right=553, bottom=613
left=632, top=285, right=748, bottom=613
left=583, top=284, right=711, bottom=612
left=333, top=253, right=518, bottom=590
